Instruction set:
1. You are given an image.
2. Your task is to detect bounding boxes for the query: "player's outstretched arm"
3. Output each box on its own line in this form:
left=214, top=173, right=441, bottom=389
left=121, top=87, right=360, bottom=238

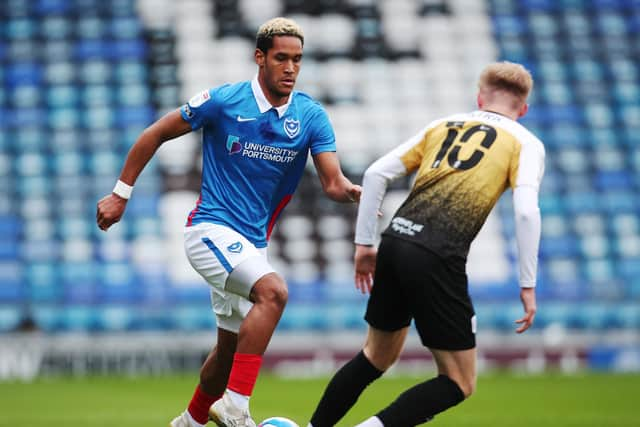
left=312, top=151, right=361, bottom=203
left=96, top=110, right=192, bottom=231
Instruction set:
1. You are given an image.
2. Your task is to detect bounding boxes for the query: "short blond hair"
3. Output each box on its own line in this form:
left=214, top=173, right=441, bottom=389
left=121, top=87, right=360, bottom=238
left=256, top=17, right=304, bottom=52
left=478, top=61, right=533, bottom=102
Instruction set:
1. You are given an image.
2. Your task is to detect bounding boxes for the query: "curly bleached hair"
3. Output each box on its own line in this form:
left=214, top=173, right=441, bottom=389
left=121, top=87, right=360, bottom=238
left=478, top=61, right=533, bottom=103
left=256, top=17, right=304, bottom=52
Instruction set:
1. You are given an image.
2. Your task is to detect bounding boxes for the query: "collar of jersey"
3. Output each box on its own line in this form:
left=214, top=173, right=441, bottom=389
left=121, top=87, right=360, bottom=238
left=251, top=75, right=291, bottom=119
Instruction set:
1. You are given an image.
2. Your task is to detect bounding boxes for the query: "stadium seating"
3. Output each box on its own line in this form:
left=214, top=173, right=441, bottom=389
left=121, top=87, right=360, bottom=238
left=0, top=0, right=638, bottom=335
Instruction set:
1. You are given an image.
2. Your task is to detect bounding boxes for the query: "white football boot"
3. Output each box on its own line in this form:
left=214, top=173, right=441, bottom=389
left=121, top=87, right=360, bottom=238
left=169, top=411, right=192, bottom=427
left=209, top=392, right=257, bottom=427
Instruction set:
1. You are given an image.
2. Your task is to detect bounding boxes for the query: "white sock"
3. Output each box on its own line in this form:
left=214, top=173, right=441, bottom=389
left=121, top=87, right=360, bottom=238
left=185, top=411, right=206, bottom=427
left=355, top=416, right=384, bottom=427
left=227, top=389, right=250, bottom=411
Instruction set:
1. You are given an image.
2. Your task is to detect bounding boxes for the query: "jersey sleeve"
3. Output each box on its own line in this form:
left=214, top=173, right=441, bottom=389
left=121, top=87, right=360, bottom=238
left=397, top=118, right=445, bottom=172
left=180, top=88, right=217, bottom=131
left=308, top=106, right=337, bottom=155
left=513, top=186, right=541, bottom=287
left=353, top=120, right=441, bottom=245
left=509, top=136, right=545, bottom=190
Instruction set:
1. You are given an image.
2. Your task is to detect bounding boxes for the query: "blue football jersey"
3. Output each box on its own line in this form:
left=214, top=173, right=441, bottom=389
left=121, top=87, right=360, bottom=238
left=180, top=77, right=336, bottom=248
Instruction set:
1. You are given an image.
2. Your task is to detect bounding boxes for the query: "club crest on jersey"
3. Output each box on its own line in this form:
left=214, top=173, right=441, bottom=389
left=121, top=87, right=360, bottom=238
left=226, top=135, right=242, bottom=155
left=227, top=241, right=243, bottom=253
left=283, top=118, right=300, bottom=139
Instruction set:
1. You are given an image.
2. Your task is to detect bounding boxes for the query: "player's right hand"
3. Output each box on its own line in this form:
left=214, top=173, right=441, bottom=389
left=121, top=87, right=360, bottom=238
left=96, top=193, right=128, bottom=231
left=354, top=244, right=377, bottom=294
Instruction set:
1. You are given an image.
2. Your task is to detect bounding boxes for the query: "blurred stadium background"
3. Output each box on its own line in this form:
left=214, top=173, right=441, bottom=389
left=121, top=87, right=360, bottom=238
left=0, top=0, right=639, bottom=386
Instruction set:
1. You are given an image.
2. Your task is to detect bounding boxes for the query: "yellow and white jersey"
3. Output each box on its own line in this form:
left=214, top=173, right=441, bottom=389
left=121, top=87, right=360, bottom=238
left=356, top=110, right=545, bottom=265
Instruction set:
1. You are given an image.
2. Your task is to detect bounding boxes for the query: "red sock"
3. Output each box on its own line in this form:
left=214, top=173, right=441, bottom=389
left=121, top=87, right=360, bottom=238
left=187, top=385, right=222, bottom=425
left=227, top=353, right=263, bottom=396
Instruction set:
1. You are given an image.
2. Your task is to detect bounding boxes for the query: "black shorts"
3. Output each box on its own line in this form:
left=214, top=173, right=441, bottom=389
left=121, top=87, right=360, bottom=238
left=365, top=235, right=476, bottom=350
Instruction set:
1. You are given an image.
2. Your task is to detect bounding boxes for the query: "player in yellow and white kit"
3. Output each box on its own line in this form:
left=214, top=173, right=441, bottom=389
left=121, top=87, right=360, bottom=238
left=309, top=61, right=545, bottom=427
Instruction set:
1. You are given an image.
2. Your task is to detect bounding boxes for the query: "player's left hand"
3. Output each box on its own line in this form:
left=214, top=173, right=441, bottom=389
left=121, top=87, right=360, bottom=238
left=354, top=244, right=376, bottom=294
left=515, top=287, right=537, bottom=333
left=96, top=193, right=128, bottom=231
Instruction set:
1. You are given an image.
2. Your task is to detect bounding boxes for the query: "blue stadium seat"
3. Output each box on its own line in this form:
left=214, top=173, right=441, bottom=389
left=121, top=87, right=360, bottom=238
left=10, top=108, right=47, bottom=128
left=21, top=239, right=60, bottom=263
left=278, top=303, right=327, bottom=331
left=170, top=305, right=216, bottom=331
left=538, top=194, right=564, bottom=214
left=564, top=192, right=601, bottom=214
left=61, top=262, right=97, bottom=303
left=497, top=36, right=528, bottom=62
left=540, top=236, right=579, bottom=258
left=0, top=261, right=23, bottom=302
left=94, top=306, right=137, bottom=331
left=26, top=262, right=62, bottom=302
left=115, top=106, right=155, bottom=127
left=42, top=40, right=74, bottom=61
left=0, top=240, right=20, bottom=260
left=535, top=303, right=575, bottom=329
left=109, top=17, right=142, bottom=39
left=31, top=305, right=62, bottom=332
left=0, top=306, right=23, bottom=332
left=493, top=15, right=528, bottom=37
left=41, top=15, right=73, bottom=39
left=44, top=62, right=76, bottom=85
left=111, top=40, right=147, bottom=60
left=613, top=82, right=640, bottom=104
left=570, top=303, right=619, bottom=330
left=0, top=214, right=21, bottom=240
left=59, top=305, right=96, bottom=331
left=47, top=85, right=80, bottom=108
left=5, top=62, right=41, bottom=86
left=325, top=302, right=368, bottom=330
left=96, top=262, right=140, bottom=303
left=594, top=171, right=634, bottom=191
left=601, top=191, right=637, bottom=213
left=48, top=108, right=80, bottom=129
left=541, top=82, right=573, bottom=105
left=13, top=84, right=41, bottom=107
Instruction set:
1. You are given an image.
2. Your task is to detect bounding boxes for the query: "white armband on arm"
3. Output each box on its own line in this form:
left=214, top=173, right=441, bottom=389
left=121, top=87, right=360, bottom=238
left=513, top=185, right=541, bottom=288
left=113, top=180, right=133, bottom=200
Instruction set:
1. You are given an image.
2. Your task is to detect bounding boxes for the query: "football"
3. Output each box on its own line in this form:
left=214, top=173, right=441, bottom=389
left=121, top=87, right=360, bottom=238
left=257, top=416, right=300, bottom=427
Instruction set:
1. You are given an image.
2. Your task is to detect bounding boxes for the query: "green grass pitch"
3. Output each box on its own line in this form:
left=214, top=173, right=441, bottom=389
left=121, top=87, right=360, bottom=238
left=0, top=372, right=637, bottom=426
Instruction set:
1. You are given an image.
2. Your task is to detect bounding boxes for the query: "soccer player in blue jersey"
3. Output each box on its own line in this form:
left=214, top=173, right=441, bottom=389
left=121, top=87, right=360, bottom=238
left=96, top=17, right=361, bottom=427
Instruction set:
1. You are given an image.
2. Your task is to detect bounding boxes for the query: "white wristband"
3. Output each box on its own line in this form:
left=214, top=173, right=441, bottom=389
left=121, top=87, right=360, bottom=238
left=112, top=180, right=133, bottom=200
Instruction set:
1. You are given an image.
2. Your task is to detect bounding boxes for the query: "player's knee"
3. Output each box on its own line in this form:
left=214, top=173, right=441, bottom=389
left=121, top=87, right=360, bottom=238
left=363, top=346, right=399, bottom=371
left=457, top=375, right=476, bottom=399
left=253, top=276, right=288, bottom=311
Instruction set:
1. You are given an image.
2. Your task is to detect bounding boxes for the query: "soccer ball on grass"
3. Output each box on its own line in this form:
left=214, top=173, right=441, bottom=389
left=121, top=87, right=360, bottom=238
left=258, top=417, right=300, bottom=427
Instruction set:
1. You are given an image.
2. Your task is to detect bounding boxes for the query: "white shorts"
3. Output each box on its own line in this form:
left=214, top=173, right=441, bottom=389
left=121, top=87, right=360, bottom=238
left=184, top=223, right=275, bottom=333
